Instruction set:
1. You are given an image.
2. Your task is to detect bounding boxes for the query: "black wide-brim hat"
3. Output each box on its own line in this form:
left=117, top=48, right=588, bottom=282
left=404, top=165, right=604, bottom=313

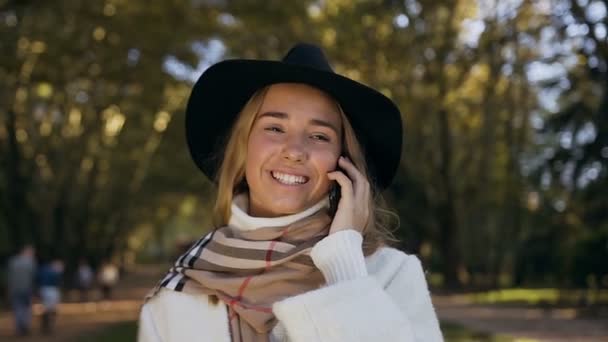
left=186, top=43, right=403, bottom=189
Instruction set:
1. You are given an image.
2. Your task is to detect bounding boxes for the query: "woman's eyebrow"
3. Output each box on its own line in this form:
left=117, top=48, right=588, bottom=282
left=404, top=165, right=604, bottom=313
left=258, top=111, right=288, bottom=120
left=258, top=111, right=339, bottom=135
left=309, top=118, right=340, bottom=135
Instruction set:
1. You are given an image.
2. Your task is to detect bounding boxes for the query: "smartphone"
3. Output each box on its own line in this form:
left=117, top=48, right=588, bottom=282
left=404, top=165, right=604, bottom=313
left=328, top=155, right=348, bottom=217
left=328, top=182, right=341, bottom=217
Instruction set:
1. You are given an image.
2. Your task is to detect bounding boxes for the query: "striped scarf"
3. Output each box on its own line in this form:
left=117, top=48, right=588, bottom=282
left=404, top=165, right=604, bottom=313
left=147, top=203, right=331, bottom=342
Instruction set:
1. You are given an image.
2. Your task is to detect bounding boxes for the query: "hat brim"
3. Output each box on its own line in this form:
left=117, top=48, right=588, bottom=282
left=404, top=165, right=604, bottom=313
left=185, top=59, right=403, bottom=189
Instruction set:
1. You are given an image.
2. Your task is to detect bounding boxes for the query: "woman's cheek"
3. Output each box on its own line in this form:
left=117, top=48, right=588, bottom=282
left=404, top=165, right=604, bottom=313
left=321, top=151, right=340, bottom=172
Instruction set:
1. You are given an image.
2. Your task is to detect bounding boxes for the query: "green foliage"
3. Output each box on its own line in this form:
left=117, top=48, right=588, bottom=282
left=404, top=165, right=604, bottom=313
left=0, top=0, right=606, bottom=289
left=0, top=0, right=216, bottom=265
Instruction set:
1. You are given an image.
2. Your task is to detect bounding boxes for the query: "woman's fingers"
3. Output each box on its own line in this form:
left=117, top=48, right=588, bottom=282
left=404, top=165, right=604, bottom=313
left=337, top=157, right=370, bottom=197
left=337, top=156, right=361, bottom=183
left=326, top=170, right=353, bottom=199
left=326, top=157, right=371, bottom=234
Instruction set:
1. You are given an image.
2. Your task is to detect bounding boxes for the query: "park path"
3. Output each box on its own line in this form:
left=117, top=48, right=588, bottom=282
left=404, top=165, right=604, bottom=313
left=434, top=294, right=608, bottom=342
left=0, top=263, right=168, bottom=341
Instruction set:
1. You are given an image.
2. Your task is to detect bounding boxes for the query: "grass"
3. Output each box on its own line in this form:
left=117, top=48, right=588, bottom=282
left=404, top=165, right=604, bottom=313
left=70, top=320, right=514, bottom=342
left=467, top=288, right=608, bottom=306
left=73, top=320, right=138, bottom=342
left=441, top=322, right=517, bottom=342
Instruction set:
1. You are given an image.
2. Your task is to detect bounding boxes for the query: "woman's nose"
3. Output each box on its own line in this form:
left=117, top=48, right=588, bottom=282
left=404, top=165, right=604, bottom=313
left=281, top=137, right=308, bottom=162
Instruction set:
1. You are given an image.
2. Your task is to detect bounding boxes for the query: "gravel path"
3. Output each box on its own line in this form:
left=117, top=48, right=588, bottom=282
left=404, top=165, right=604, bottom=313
left=435, top=294, right=608, bottom=342
left=3, top=269, right=607, bottom=342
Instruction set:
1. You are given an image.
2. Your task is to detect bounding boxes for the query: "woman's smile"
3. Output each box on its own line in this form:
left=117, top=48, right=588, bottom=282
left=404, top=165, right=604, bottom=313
left=270, top=170, right=310, bottom=185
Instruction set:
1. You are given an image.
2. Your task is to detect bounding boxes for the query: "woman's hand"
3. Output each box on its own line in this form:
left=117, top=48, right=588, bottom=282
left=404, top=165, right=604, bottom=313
left=326, top=156, right=371, bottom=235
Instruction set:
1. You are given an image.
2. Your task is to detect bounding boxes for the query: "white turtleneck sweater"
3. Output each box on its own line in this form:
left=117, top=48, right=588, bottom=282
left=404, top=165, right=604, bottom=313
left=138, top=197, right=443, bottom=342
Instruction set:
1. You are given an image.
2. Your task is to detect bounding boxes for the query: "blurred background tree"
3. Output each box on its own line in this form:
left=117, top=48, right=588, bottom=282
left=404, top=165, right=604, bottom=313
left=0, top=0, right=606, bottom=290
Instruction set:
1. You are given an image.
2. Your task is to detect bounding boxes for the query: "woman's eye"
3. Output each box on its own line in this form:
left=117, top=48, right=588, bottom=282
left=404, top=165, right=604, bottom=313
left=265, top=126, right=284, bottom=133
left=311, top=134, right=330, bottom=142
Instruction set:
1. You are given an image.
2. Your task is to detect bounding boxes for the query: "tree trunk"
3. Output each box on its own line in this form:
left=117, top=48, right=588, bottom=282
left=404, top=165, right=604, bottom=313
left=437, top=108, right=462, bottom=288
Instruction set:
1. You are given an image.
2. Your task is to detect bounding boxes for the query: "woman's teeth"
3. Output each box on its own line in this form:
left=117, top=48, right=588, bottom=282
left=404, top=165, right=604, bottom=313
left=271, top=171, right=308, bottom=185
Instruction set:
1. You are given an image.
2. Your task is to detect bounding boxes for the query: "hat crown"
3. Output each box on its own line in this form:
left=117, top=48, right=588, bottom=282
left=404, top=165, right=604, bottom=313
left=282, top=43, right=334, bottom=73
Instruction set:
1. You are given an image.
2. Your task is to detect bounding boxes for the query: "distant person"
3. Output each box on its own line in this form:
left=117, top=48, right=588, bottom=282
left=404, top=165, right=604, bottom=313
left=98, top=261, right=119, bottom=300
left=76, top=259, right=94, bottom=302
left=7, top=244, right=36, bottom=336
left=37, top=258, right=64, bottom=334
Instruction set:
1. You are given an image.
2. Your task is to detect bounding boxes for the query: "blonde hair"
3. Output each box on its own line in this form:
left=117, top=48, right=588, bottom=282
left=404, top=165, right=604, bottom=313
left=212, top=84, right=399, bottom=255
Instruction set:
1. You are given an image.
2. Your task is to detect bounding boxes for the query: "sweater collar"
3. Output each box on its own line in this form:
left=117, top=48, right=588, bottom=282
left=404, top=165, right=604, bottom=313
left=228, top=193, right=329, bottom=231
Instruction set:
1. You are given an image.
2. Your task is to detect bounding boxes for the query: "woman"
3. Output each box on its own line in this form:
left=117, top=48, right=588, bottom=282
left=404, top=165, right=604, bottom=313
left=139, top=43, right=443, bottom=342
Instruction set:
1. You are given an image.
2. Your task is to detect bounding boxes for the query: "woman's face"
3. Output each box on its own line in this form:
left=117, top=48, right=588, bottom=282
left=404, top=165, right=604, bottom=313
left=245, top=83, right=342, bottom=217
